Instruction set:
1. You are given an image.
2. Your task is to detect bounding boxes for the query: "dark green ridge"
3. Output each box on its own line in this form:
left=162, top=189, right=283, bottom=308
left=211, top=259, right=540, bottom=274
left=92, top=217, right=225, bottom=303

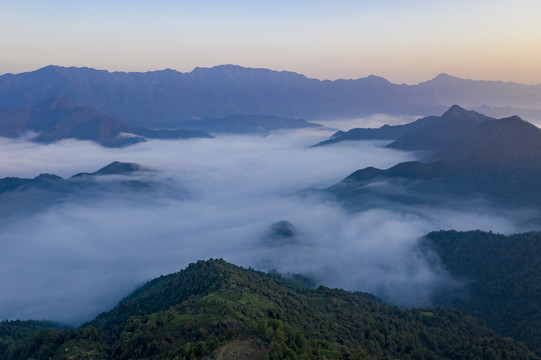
left=424, top=230, right=541, bottom=354
left=1, top=259, right=538, bottom=359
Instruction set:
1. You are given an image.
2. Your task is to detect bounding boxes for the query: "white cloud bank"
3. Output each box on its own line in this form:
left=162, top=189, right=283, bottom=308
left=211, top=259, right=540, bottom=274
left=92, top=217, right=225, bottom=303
left=0, top=128, right=535, bottom=325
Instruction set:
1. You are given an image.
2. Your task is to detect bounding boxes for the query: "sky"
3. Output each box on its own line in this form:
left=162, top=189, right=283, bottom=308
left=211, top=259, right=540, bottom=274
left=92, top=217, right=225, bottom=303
left=1, top=0, right=541, bottom=84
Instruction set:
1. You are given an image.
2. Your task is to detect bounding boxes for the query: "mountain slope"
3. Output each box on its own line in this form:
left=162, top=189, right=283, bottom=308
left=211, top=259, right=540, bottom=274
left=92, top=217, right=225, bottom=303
left=423, top=230, right=541, bottom=354
left=313, top=115, right=438, bottom=146
left=1, top=65, right=541, bottom=127
left=325, top=106, right=541, bottom=208
left=1, top=259, right=538, bottom=359
left=387, top=105, right=493, bottom=152
left=315, top=105, right=493, bottom=148
left=432, top=115, right=541, bottom=164
left=0, top=97, right=212, bottom=147
left=0, top=173, right=64, bottom=195
left=71, top=161, right=143, bottom=178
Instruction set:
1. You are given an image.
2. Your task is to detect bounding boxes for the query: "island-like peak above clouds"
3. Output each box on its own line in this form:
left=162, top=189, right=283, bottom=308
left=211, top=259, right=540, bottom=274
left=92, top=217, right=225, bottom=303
left=71, top=161, right=145, bottom=178
left=389, top=104, right=541, bottom=164
left=1, top=65, right=541, bottom=128
left=387, top=105, right=494, bottom=153
left=434, top=114, right=541, bottom=163
left=313, top=104, right=490, bottom=147
left=0, top=162, right=144, bottom=194
left=325, top=106, right=541, bottom=209
left=316, top=105, right=495, bottom=147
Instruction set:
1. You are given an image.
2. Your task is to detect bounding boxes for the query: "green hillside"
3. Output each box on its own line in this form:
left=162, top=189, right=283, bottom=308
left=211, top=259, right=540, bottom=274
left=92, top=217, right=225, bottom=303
left=424, top=230, right=541, bottom=354
left=1, top=259, right=538, bottom=360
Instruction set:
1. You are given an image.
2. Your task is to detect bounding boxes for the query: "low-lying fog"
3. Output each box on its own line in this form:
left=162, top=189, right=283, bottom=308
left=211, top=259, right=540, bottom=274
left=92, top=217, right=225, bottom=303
left=316, top=113, right=419, bottom=131
left=0, top=126, right=535, bottom=326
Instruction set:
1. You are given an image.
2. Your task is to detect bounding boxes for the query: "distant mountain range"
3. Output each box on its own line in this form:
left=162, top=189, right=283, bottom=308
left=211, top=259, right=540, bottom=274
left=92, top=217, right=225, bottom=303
left=0, top=97, right=212, bottom=147
left=0, top=97, right=325, bottom=146
left=323, top=105, right=541, bottom=209
left=1, top=259, right=538, bottom=359
left=1, top=65, right=541, bottom=128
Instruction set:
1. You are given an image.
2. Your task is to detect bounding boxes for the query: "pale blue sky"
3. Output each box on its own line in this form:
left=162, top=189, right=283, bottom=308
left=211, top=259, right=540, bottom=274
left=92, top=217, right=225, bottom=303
left=1, top=0, right=540, bottom=83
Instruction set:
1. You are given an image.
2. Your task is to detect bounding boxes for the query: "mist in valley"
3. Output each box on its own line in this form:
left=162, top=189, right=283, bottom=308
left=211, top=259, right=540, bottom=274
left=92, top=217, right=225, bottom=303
left=0, top=124, right=537, bottom=326
left=316, top=113, right=421, bottom=131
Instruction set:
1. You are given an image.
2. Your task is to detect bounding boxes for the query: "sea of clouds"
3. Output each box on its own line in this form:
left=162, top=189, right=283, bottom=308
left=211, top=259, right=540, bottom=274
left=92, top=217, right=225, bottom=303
left=0, top=125, right=536, bottom=325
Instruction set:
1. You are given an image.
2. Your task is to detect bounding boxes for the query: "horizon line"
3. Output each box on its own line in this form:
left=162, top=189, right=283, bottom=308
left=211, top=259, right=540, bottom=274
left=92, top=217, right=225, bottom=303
left=2, top=64, right=540, bottom=87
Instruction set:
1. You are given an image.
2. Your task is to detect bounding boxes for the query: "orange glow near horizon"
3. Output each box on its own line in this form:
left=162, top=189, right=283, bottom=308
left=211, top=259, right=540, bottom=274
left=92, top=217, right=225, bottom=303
left=1, top=1, right=540, bottom=85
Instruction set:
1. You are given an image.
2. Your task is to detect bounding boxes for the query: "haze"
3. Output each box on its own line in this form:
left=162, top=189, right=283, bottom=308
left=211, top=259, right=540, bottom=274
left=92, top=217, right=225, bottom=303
left=0, top=127, right=537, bottom=326
left=1, top=1, right=541, bottom=84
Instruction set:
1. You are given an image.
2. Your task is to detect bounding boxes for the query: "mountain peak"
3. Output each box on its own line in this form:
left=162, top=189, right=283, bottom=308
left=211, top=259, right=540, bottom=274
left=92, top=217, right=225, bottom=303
left=92, top=161, right=143, bottom=176
left=71, top=162, right=143, bottom=178
left=34, top=173, right=63, bottom=182
left=363, top=75, right=392, bottom=85
left=500, top=115, right=526, bottom=123
left=431, top=73, right=464, bottom=83
left=35, top=65, right=64, bottom=73
left=191, top=64, right=250, bottom=75
left=434, top=73, right=457, bottom=80
left=416, top=73, right=463, bottom=86
left=443, top=104, right=467, bottom=115
left=440, top=104, right=486, bottom=122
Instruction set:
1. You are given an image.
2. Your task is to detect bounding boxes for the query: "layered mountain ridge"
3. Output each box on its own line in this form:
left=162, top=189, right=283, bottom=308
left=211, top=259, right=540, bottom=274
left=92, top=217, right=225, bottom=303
left=0, top=96, right=324, bottom=146
left=324, top=105, right=541, bottom=209
left=0, top=96, right=213, bottom=147
left=1, top=65, right=541, bottom=127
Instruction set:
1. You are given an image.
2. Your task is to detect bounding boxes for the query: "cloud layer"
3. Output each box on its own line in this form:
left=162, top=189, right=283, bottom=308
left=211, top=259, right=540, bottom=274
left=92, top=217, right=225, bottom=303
left=0, top=128, right=535, bottom=325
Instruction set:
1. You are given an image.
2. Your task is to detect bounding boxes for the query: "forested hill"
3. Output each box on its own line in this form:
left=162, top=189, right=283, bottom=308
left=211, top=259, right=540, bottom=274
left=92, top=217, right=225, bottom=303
left=1, top=259, right=538, bottom=359
left=424, top=230, right=541, bottom=354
